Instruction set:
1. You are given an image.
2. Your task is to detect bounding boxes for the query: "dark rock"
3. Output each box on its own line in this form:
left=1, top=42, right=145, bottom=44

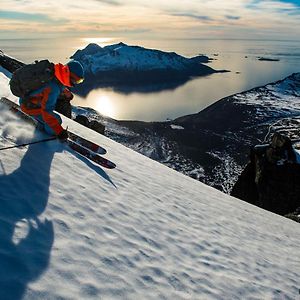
left=0, top=50, right=24, bottom=72
left=89, top=120, right=105, bottom=135
left=74, top=114, right=90, bottom=127
left=230, top=159, right=258, bottom=206
left=258, top=57, right=280, bottom=62
left=74, top=115, right=105, bottom=135
left=285, top=207, right=300, bottom=223
left=190, top=55, right=212, bottom=64
left=231, top=133, right=300, bottom=216
left=266, top=132, right=296, bottom=163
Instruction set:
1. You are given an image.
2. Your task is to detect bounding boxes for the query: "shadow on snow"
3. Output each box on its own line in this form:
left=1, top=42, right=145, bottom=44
left=0, top=129, right=116, bottom=299
left=0, top=133, right=55, bottom=300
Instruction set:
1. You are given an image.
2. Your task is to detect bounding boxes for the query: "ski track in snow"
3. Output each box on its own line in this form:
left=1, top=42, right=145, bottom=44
left=0, top=72, right=300, bottom=300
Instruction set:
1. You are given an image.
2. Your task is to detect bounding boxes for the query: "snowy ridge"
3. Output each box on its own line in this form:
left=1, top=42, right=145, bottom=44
left=230, top=72, right=300, bottom=145
left=71, top=42, right=212, bottom=74
left=232, top=73, right=300, bottom=121
left=1, top=71, right=300, bottom=299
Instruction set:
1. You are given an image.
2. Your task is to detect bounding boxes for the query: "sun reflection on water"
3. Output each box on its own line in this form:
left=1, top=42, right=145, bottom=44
left=95, top=95, right=115, bottom=117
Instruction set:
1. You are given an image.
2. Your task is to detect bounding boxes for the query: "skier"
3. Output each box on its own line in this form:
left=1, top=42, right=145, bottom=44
left=19, top=60, right=84, bottom=141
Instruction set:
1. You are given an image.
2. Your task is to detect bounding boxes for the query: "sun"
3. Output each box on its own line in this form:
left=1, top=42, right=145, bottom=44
left=96, top=96, right=115, bottom=117
left=82, top=37, right=116, bottom=47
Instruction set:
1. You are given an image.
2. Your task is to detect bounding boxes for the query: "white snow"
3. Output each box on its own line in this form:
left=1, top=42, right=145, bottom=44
left=0, top=71, right=18, bottom=100
left=170, top=124, right=184, bottom=130
left=0, top=72, right=300, bottom=299
left=232, top=73, right=300, bottom=120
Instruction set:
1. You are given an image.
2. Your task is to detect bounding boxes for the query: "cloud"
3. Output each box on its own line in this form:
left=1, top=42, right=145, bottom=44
left=93, top=0, right=121, bottom=5
left=225, top=15, right=241, bottom=20
left=0, top=0, right=299, bottom=41
left=171, top=13, right=214, bottom=22
left=0, top=10, right=67, bottom=24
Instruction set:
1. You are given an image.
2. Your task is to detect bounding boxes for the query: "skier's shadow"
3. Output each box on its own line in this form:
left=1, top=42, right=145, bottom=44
left=0, top=133, right=55, bottom=300
left=69, top=150, right=117, bottom=188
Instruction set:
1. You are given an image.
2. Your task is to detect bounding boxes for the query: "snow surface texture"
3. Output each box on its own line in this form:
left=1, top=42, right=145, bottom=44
left=0, top=72, right=300, bottom=299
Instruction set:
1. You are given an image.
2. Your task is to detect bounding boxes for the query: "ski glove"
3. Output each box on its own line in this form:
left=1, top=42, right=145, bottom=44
left=57, top=129, right=69, bottom=141
left=60, top=88, right=74, bottom=101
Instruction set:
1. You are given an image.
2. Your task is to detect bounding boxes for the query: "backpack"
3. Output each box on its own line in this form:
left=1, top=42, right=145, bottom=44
left=9, top=60, right=55, bottom=98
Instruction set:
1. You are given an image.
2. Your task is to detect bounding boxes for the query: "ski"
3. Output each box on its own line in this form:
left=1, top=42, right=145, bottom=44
left=68, top=140, right=116, bottom=169
left=0, top=97, right=115, bottom=169
left=0, top=97, right=106, bottom=155
left=68, top=132, right=106, bottom=155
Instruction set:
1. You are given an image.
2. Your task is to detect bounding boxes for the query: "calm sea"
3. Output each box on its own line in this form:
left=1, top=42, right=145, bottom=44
left=1, top=37, right=300, bottom=121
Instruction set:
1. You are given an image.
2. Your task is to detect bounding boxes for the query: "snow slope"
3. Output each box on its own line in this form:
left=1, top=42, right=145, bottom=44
left=0, top=72, right=300, bottom=299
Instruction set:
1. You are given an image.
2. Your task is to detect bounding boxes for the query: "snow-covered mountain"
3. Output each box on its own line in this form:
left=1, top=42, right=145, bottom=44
left=71, top=43, right=221, bottom=94
left=72, top=42, right=213, bottom=73
left=1, top=70, right=300, bottom=299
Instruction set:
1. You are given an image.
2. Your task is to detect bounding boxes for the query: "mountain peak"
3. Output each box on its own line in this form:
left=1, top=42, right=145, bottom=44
left=85, top=43, right=103, bottom=51
left=71, top=43, right=103, bottom=60
left=115, top=41, right=127, bottom=47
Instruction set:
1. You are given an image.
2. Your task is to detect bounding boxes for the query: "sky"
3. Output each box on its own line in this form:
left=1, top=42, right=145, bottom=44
left=0, top=0, right=300, bottom=41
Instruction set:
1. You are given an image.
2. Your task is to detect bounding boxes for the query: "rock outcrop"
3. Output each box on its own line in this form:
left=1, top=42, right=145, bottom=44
left=74, top=114, right=105, bottom=135
left=231, top=133, right=300, bottom=217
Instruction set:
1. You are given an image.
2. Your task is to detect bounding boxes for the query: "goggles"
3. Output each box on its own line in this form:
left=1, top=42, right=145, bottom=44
left=70, top=72, right=84, bottom=85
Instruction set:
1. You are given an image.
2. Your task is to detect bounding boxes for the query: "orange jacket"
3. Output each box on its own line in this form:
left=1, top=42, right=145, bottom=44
left=19, top=64, right=73, bottom=135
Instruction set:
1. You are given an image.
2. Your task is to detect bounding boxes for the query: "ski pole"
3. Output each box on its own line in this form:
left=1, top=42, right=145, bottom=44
left=0, top=136, right=57, bottom=151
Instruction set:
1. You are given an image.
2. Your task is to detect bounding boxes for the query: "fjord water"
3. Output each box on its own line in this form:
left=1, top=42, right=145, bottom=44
left=1, top=37, right=300, bottom=121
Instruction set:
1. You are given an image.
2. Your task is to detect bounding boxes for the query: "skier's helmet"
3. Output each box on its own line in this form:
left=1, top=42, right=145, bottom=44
left=67, top=60, right=84, bottom=85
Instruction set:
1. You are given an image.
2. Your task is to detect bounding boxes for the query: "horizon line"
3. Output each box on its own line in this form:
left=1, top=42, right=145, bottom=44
left=0, top=37, right=300, bottom=43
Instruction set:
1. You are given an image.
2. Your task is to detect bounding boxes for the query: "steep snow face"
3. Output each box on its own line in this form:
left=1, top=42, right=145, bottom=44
left=72, top=42, right=200, bottom=74
left=0, top=73, right=300, bottom=299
